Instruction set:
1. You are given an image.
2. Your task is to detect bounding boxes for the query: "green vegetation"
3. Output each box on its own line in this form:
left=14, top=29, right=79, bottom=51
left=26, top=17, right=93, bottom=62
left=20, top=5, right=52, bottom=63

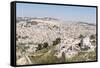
left=53, top=38, right=61, bottom=46
left=37, top=44, right=42, bottom=50
left=37, top=42, right=48, bottom=50
left=28, top=44, right=96, bottom=64
left=90, top=34, right=96, bottom=39
left=43, top=42, right=48, bottom=48
left=65, top=51, right=96, bottom=62
left=29, top=45, right=60, bottom=64
left=90, top=34, right=96, bottom=46
left=79, top=34, right=84, bottom=38
left=53, top=25, right=59, bottom=29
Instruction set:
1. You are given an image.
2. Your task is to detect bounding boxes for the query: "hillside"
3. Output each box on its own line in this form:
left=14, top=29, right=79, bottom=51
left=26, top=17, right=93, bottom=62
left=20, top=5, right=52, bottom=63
left=16, top=17, right=96, bottom=65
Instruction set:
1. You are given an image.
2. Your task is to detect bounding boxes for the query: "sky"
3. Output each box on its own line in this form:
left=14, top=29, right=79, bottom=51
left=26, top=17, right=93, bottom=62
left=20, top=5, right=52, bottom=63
left=16, top=3, right=96, bottom=23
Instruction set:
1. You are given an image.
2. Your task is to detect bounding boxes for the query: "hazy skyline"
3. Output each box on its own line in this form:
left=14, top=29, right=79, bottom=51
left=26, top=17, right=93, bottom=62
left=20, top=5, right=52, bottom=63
left=16, top=3, right=96, bottom=23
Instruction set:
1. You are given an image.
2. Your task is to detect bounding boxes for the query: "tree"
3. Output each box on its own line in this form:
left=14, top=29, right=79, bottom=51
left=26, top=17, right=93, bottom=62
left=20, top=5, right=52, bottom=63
left=53, top=38, right=61, bottom=46
left=43, top=42, right=48, bottom=48
left=90, top=34, right=96, bottom=39
left=37, top=44, right=42, bottom=50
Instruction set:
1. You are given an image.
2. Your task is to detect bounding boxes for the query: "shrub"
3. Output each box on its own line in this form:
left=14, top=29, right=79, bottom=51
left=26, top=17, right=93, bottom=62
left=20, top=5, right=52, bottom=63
left=53, top=25, right=58, bottom=29
left=22, top=36, right=28, bottom=39
left=90, top=34, right=96, bottom=39
left=53, top=38, right=61, bottom=46
left=65, top=51, right=96, bottom=62
left=79, top=34, right=84, bottom=38
left=43, top=42, right=48, bottom=48
left=37, top=44, right=42, bottom=50
left=37, top=42, right=48, bottom=51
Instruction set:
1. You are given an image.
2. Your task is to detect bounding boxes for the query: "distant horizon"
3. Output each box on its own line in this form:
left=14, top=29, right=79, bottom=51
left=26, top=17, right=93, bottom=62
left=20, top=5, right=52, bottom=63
left=16, top=3, right=96, bottom=24
left=17, top=16, right=96, bottom=24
